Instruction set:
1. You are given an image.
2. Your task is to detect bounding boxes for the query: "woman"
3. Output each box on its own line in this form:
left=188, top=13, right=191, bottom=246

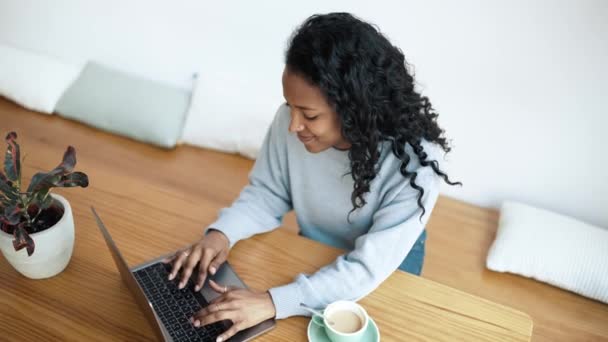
left=166, top=12, right=460, bottom=341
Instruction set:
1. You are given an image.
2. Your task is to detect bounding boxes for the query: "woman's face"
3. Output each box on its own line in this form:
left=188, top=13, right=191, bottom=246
left=282, top=67, right=351, bottom=153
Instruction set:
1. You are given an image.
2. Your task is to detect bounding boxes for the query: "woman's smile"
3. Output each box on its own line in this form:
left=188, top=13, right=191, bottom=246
left=297, top=133, right=315, bottom=143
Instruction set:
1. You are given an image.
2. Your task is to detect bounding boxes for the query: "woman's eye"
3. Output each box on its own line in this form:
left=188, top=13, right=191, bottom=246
left=285, top=102, right=318, bottom=120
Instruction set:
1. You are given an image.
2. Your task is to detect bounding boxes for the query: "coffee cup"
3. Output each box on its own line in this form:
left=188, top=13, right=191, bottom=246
left=312, top=301, right=369, bottom=342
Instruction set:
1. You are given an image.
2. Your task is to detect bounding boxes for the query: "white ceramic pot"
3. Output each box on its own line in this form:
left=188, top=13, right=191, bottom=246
left=0, top=193, right=75, bottom=279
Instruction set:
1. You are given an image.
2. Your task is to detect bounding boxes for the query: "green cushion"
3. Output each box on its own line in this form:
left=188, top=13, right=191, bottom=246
left=55, top=62, right=190, bottom=148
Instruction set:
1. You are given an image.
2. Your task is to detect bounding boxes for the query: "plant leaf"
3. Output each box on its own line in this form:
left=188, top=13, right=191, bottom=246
left=4, top=132, right=21, bottom=182
left=26, top=146, right=78, bottom=193
left=57, top=146, right=77, bottom=173
left=3, top=204, right=21, bottom=225
left=26, top=172, right=50, bottom=194
left=0, top=151, right=19, bottom=201
left=0, top=170, right=8, bottom=184
left=27, top=171, right=88, bottom=216
left=13, top=225, right=35, bottom=256
left=56, top=172, right=89, bottom=188
left=27, top=173, right=61, bottom=195
left=27, top=202, right=39, bottom=217
left=28, top=171, right=88, bottom=200
left=30, top=191, right=53, bottom=213
left=0, top=180, right=18, bottom=201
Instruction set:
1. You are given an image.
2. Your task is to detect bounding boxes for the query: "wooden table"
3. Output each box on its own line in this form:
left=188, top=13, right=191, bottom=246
left=0, top=207, right=533, bottom=342
left=0, top=98, right=533, bottom=341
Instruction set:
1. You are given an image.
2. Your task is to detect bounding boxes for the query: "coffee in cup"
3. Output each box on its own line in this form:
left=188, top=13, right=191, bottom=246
left=327, top=309, right=364, bottom=333
left=311, top=300, right=370, bottom=342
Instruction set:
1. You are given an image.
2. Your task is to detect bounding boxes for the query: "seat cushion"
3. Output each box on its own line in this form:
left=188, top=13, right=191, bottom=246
left=180, top=72, right=277, bottom=159
left=486, top=201, right=608, bottom=304
left=55, top=62, right=190, bottom=148
left=0, top=43, right=82, bottom=114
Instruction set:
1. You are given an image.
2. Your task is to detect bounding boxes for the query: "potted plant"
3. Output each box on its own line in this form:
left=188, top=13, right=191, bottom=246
left=0, top=132, right=88, bottom=279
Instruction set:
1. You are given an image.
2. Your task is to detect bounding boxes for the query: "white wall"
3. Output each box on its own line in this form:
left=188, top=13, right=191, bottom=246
left=1, top=0, right=606, bottom=228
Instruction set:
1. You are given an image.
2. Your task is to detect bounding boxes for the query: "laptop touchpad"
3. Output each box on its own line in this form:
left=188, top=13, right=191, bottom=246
left=201, top=262, right=247, bottom=302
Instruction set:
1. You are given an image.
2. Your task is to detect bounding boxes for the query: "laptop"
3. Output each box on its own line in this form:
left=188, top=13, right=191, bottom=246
left=91, top=207, right=276, bottom=341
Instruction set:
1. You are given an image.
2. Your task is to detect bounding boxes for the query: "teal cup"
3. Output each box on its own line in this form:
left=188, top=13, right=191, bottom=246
left=311, top=301, right=369, bottom=342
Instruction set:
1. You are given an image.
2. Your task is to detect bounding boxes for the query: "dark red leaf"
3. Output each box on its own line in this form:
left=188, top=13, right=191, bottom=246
left=27, top=146, right=79, bottom=193
left=0, top=178, right=18, bottom=201
left=58, top=146, right=76, bottom=173
left=4, top=132, right=20, bottom=182
left=12, top=225, right=35, bottom=256
left=3, top=205, right=21, bottom=225
left=57, top=172, right=89, bottom=188
left=27, top=202, right=40, bottom=217
left=34, top=191, right=53, bottom=210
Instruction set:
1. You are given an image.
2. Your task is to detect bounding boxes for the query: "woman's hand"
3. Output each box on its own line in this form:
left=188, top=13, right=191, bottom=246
left=163, top=229, right=230, bottom=291
left=191, top=280, right=276, bottom=342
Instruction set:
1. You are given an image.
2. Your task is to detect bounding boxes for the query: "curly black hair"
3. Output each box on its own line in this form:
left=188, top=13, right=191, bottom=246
left=286, top=13, right=461, bottom=220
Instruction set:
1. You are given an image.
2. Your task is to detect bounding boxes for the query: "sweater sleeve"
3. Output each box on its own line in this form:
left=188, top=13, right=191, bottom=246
left=206, top=105, right=292, bottom=248
left=268, top=166, right=440, bottom=319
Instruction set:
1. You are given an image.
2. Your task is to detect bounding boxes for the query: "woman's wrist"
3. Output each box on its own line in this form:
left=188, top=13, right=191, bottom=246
left=264, top=291, right=277, bottom=319
left=206, top=228, right=230, bottom=247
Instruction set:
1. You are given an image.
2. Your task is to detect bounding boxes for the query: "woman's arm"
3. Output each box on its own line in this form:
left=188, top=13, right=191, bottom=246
left=207, top=105, right=293, bottom=248
left=170, top=105, right=293, bottom=292
left=268, top=166, right=440, bottom=318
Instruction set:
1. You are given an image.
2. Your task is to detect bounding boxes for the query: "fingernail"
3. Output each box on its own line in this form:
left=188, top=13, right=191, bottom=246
left=168, top=274, right=173, bottom=280
left=179, top=282, right=185, bottom=289
left=194, top=320, right=200, bottom=327
left=216, top=337, right=223, bottom=342
left=195, top=285, right=201, bottom=291
left=210, top=266, right=216, bottom=274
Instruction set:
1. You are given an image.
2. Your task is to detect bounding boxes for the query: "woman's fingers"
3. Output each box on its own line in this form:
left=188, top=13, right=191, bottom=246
left=195, top=251, right=228, bottom=291
left=161, top=255, right=174, bottom=264
left=168, top=249, right=191, bottom=280
left=208, top=250, right=227, bottom=276
left=189, top=288, right=275, bottom=342
left=167, top=233, right=230, bottom=290
left=178, top=248, right=203, bottom=289
left=194, top=309, right=239, bottom=328
left=194, top=252, right=226, bottom=291
left=192, top=300, right=240, bottom=322
left=209, top=279, right=231, bottom=294
left=191, top=303, right=245, bottom=342
left=216, top=322, right=244, bottom=342
left=194, top=249, right=216, bottom=291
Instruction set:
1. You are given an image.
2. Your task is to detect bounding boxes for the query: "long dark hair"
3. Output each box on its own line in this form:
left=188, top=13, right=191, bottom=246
left=286, top=13, right=461, bottom=219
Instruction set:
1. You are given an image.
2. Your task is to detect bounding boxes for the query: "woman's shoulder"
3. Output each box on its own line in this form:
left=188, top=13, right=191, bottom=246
left=270, top=103, right=291, bottom=132
left=260, top=103, right=292, bottom=147
left=370, top=139, right=442, bottom=202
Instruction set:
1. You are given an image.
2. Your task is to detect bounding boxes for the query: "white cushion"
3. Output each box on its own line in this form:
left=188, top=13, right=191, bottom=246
left=486, top=201, right=608, bottom=304
left=181, top=72, right=278, bottom=159
left=0, top=43, right=82, bottom=114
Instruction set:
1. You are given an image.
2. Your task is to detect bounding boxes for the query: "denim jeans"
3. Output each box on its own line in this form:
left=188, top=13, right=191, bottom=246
left=299, top=228, right=427, bottom=276
left=397, top=229, right=427, bottom=275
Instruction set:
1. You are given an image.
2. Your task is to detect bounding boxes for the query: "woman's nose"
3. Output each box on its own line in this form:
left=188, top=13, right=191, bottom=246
left=289, top=113, right=304, bottom=133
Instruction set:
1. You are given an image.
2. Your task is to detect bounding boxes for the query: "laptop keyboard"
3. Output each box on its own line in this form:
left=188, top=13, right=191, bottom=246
left=133, top=262, right=228, bottom=342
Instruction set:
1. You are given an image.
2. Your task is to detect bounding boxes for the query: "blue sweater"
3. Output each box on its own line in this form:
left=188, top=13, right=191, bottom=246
left=207, top=104, right=441, bottom=319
